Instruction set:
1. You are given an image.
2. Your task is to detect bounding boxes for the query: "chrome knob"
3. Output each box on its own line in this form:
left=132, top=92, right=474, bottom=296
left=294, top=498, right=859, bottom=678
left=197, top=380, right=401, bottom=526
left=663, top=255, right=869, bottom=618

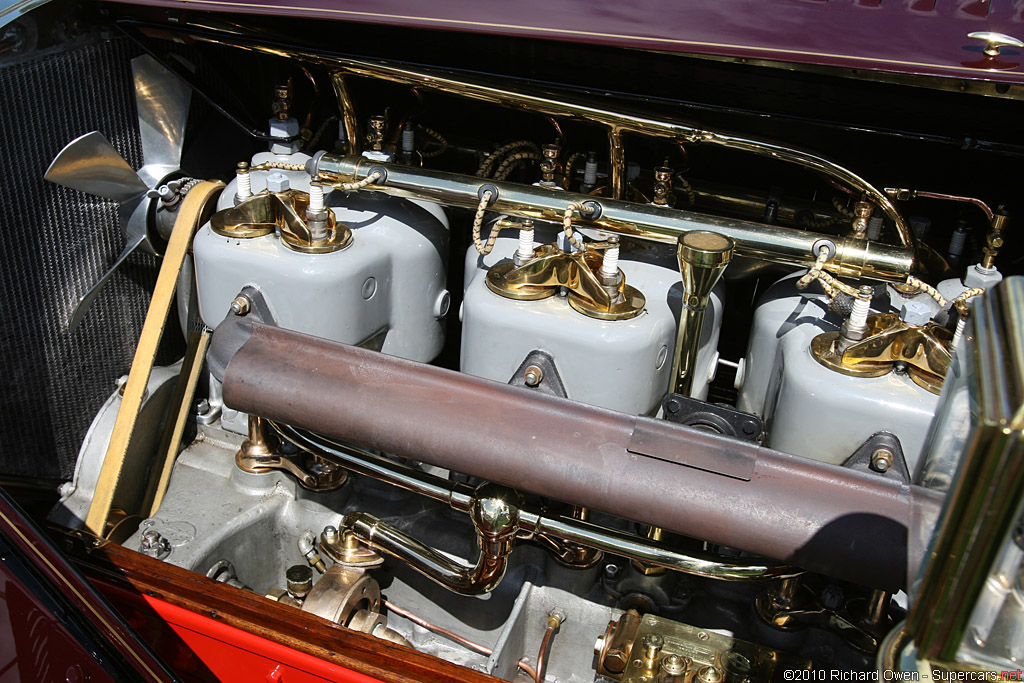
left=968, top=31, right=1024, bottom=57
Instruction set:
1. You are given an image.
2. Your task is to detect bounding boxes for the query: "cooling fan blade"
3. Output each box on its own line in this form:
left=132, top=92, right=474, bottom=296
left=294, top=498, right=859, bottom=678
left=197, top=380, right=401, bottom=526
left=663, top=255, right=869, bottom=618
left=133, top=52, right=191, bottom=188
left=44, top=131, right=148, bottom=202
left=43, top=54, right=192, bottom=332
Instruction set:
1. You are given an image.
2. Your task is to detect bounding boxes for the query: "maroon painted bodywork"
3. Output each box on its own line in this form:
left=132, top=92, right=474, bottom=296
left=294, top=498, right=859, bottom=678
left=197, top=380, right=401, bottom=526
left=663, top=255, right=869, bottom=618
left=107, top=0, right=1024, bottom=82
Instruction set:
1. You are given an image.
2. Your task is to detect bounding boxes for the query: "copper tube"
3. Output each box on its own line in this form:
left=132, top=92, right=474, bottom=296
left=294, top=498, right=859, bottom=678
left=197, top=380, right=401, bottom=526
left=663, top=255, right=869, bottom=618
left=383, top=600, right=492, bottom=656
left=886, top=188, right=995, bottom=223
left=312, top=155, right=914, bottom=282
left=383, top=600, right=539, bottom=679
left=223, top=325, right=943, bottom=589
left=535, top=624, right=558, bottom=683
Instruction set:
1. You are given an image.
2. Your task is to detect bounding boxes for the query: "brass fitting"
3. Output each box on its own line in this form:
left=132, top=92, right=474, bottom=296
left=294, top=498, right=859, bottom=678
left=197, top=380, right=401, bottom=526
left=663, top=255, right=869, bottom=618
left=273, top=84, right=291, bottom=121
left=851, top=200, right=873, bottom=239
left=642, top=633, right=664, bottom=673
left=811, top=311, right=955, bottom=395
left=652, top=166, right=674, bottom=207
left=981, top=208, right=1008, bottom=269
left=670, top=231, right=734, bottom=396
left=539, top=143, right=561, bottom=185
left=339, top=483, right=524, bottom=594
left=211, top=188, right=352, bottom=253
left=235, top=415, right=348, bottom=492
left=485, top=242, right=646, bottom=321
left=368, top=115, right=386, bottom=152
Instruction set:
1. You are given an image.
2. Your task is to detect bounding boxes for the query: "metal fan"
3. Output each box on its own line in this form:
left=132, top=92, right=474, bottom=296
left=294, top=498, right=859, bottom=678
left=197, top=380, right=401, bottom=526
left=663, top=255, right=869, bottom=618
left=45, top=54, right=191, bottom=331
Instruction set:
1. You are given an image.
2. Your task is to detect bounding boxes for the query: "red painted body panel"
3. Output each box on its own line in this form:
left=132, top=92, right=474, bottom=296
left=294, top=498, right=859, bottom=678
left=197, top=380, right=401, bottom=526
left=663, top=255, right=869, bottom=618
left=0, top=564, right=116, bottom=683
left=107, top=0, right=1024, bottom=82
left=96, top=582, right=389, bottom=683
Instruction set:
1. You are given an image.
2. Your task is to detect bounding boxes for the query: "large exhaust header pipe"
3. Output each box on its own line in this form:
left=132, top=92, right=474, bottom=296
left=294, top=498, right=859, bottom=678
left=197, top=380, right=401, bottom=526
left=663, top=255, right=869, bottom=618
left=222, top=323, right=941, bottom=590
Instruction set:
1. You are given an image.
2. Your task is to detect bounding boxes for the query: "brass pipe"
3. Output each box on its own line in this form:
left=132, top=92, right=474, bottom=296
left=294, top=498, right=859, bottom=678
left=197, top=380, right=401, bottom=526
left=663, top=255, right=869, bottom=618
left=312, top=155, right=913, bottom=282
left=670, top=231, right=734, bottom=396
left=271, top=422, right=802, bottom=582
left=609, top=127, right=626, bottom=200
left=885, top=188, right=995, bottom=223
left=340, top=483, right=521, bottom=595
left=323, top=60, right=911, bottom=245
left=330, top=74, right=361, bottom=155
left=161, top=30, right=910, bottom=243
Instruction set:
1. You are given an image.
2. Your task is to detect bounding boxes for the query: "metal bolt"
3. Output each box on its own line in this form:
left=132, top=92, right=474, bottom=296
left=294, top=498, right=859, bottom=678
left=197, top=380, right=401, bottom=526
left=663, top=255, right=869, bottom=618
left=870, top=448, right=893, bottom=473
left=696, top=631, right=709, bottom=641
left=642, top=633, right=664, bottom=663
left=524, top=365, right=544, bottom=387
left=323, top=525, right=339, bottom=543
left=140, top=529, right=171, bottom=559
left=604, top=563, right=620, bottom=579
left=343, top=530, right=361, bottom=551
left=193, top=399, right=211, bottom=415
left=230, top=295, right=251, bottom=316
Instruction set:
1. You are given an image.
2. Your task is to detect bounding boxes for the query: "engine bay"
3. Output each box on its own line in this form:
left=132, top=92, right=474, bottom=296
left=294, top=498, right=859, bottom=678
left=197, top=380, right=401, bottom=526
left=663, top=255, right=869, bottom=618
left=5, top=4, right=1023, bottom=680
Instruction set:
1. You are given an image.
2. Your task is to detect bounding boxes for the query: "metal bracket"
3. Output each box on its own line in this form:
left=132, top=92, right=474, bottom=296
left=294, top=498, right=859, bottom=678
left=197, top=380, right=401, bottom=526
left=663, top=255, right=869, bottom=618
left=841, top=432, right=910, bottom=485
left=507, top=351, right=568, bottom=398
left=662, top=394, right=763, bottom=443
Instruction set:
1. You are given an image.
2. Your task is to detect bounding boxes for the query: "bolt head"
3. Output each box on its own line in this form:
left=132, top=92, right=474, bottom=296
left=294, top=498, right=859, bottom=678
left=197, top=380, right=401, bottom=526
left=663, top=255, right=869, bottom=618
left=265, top=172, right=290, bottom=193
left=900, top=300, right=933, bottom=326
left=871, top=448, right=893, bottom=473
left=523, top=365, right=543, bottom=387
left=643, top=634, right=664, bottom=649
left=230, top=295, right=251, bottom=316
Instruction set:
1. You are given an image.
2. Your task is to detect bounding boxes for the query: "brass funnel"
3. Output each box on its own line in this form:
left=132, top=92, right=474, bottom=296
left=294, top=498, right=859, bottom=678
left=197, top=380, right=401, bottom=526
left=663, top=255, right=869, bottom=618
left=670, top=231, right=734, bottom=396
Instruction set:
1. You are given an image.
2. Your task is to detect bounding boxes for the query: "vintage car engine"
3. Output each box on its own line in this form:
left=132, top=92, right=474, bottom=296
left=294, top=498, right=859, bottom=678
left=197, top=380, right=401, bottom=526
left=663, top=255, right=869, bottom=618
left=5, top=3, right=1020, bottom=680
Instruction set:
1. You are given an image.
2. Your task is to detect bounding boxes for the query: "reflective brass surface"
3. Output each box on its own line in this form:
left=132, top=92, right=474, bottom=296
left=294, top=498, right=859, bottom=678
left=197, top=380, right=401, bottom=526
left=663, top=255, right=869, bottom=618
left=236, top=415, right=349, bottom=492
left=597, top=611, right=810, bottom=683
left=320, top=528, right=385, bottom=569
left=341, top=484, right=522, bottom=595
left=910, top=277, right=1024, bottom=662
left=810, top=313, right=954, bottom=393
left=671, top=231, right=734, bottom=396
left=211, top=189, right=353, bottom=253
left=325, top=60, right=910, bottom=238
left=273, top=423, right=803, bottom=582
left=301, top=563, right=384, bottom=630
left=485, top=243, right=646, bottom=320
left=315, top=156, right=915, bottom=282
